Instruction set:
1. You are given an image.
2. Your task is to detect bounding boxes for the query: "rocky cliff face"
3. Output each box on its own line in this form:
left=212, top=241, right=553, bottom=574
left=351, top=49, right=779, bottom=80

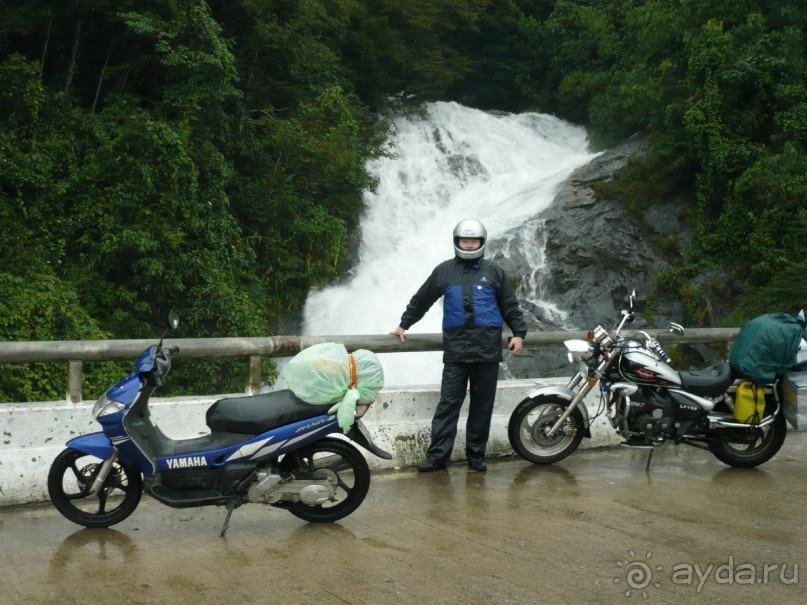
left=489, top=134, right=698, bottom=377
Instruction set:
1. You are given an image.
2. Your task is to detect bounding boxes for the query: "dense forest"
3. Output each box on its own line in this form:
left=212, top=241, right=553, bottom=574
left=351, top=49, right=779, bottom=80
left=1, top=0, right=805, bottom=400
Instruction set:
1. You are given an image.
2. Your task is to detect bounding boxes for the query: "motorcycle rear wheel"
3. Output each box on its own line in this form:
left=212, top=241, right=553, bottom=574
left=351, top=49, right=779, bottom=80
left=708, top=408, right=787, bottom=468
left=278, top=437, right=370, bottom=523
left=508, top=396, right=586, bottom=464
left=48, top=448, right=142, bottom=527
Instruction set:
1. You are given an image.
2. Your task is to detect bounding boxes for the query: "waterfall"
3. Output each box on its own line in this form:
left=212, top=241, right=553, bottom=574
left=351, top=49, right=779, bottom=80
left=301, top=102, right=597, bottom=386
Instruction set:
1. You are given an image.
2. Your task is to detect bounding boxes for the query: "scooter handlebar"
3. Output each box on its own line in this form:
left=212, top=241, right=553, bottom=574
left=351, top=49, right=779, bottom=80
left=153, top=346, right=179, bottom=381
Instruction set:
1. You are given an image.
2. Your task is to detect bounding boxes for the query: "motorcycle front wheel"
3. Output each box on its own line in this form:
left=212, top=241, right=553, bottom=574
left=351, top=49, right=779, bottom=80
left=48, top=448, right=143, bottom=527
left=708, top=408, right=787, bottom=468
left=277, top=437, right=371, bottom=523
left=508, top=396, right=586, bottom=464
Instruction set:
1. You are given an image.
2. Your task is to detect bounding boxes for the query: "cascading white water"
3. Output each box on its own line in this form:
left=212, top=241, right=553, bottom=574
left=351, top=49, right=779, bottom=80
left=302, top=102, right=597, bottom=386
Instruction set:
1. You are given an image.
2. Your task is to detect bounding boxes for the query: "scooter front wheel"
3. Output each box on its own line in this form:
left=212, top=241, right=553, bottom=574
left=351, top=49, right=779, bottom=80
left=508, top=396, right=586, bottom=464
left=48, top=448, right=142, bottom=528
left=277, top=437, right=371, bottom=523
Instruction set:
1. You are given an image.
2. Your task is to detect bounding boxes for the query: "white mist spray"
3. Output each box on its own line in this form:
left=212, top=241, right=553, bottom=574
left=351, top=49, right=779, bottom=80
left=302, top=102, right=596, bottom=386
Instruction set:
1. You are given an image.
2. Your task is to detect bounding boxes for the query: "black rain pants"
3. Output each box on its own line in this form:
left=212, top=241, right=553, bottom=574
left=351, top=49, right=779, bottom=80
left=426, top=361, right=500, bottom=464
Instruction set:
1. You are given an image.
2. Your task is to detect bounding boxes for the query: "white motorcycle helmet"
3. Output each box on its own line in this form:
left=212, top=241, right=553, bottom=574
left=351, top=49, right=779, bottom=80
left=453, top=218, right=487, bottom=260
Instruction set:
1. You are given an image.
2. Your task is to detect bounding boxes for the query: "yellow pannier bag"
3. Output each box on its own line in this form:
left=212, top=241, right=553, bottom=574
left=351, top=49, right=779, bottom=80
left=734, top=381, right=765, bottom=424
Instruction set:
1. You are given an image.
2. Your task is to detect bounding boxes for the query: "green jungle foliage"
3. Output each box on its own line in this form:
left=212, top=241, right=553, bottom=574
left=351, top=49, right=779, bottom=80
left=1, top=0, right=805, bottom=401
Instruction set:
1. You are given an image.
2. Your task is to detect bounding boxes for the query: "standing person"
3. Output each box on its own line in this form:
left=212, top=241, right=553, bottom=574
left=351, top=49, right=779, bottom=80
left=391, top=219, right=528, bottom=472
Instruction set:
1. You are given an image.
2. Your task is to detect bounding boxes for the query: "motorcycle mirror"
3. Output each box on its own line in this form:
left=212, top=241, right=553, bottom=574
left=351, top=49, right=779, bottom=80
left=668, top=322, right=684, bottom=335
left=629, top=289, right=637, bottom=308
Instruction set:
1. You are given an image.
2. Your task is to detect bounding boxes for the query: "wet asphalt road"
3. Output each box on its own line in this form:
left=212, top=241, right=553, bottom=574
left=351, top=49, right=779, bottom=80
left=2, top=433, right=807, bottom=605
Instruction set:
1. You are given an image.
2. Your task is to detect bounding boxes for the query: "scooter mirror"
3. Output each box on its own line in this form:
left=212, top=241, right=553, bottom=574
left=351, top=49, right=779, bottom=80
left=168, top=310, right=180, bottom=330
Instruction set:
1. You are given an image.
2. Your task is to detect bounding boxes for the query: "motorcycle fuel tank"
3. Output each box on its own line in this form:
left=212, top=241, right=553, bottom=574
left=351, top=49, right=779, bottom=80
left=618, top=349, right=682, bottom=387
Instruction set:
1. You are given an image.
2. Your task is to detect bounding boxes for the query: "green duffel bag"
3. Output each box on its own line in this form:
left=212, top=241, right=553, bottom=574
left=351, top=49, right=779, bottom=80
left=729, top=312, right=805, bottom=385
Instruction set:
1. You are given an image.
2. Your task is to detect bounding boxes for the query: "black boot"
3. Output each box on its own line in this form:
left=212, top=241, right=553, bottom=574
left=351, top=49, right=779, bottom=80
left=467, top=459, right=487, bottom=472
left=417, top=459, right=447, bottom=472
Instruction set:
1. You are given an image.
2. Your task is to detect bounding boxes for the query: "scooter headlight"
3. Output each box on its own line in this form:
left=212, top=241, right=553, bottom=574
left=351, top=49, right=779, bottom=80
left=92, top=393, right=125, bottom=418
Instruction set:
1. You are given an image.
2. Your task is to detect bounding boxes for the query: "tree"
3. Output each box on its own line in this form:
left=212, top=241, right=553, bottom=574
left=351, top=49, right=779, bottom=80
left=229, top=86, right=389, bottom=322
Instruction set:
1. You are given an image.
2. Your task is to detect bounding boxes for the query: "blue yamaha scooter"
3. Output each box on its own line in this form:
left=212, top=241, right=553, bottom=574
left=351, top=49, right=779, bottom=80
left=48, top=312, right=391, bottom=535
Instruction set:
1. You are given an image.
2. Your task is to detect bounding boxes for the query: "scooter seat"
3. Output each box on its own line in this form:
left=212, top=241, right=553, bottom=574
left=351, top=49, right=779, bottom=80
left=206, top=390, right=334, bottom=434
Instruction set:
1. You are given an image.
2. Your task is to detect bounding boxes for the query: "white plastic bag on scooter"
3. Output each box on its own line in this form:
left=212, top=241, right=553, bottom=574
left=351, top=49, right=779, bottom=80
left=284, top=342, right=384, bottom=432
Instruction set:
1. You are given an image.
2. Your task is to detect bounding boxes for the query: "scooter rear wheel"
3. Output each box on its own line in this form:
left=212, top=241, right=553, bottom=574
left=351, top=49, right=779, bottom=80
left=277, top=438, right=370, bottom=523
left=48, top=448, right=142, bottom=528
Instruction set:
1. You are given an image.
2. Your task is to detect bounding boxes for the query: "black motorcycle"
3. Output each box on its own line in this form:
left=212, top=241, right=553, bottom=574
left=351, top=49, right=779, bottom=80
left=508, top=291, right=797, bottom=469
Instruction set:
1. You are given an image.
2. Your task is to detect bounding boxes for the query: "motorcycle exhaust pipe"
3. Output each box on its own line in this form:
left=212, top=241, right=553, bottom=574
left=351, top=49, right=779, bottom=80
left=707, top=401, right=780, bottom=430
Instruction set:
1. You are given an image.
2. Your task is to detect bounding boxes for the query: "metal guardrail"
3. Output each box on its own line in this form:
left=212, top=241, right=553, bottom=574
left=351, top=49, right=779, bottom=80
left=0, top=328, right=739, bottom=403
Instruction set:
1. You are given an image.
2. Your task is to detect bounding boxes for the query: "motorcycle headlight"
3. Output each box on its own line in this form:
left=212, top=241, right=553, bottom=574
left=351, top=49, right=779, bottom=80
left=565, top=339, right=595, bottom=363
left=92, top=393, right=125, bottom=418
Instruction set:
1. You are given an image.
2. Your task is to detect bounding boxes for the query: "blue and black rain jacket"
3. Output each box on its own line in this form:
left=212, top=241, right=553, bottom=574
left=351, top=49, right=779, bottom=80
left=399, top=257, right=528, bottom=363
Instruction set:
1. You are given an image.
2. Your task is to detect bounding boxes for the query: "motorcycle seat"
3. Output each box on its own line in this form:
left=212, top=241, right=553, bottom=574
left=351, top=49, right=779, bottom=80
left=678, top=361, right=735, bottom=397
left=206, top=390, right=334, bottom=434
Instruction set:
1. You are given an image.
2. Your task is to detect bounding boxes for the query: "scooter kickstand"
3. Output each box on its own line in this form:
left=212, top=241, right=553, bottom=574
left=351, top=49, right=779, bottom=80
left=220, top=499, right=238, bottom=537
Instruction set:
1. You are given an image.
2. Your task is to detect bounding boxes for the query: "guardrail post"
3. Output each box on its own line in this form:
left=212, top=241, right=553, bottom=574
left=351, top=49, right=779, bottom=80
left=68, top=360, right=83, bottom=403
left=247, top=355, right=262, bottom=394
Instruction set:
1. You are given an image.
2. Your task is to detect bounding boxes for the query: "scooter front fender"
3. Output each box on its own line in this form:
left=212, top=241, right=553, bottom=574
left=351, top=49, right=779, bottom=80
left=65, top=432, right=115, bottom=459
left=525, top=383, right=592, bottom=437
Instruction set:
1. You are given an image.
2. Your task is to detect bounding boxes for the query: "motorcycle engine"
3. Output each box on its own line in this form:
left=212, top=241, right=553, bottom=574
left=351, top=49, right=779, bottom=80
left=248, top=471, right=284, bottom=503
left=247, top=470, right=334, bottom=505
left=627, top=390, right=676, bottom=439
